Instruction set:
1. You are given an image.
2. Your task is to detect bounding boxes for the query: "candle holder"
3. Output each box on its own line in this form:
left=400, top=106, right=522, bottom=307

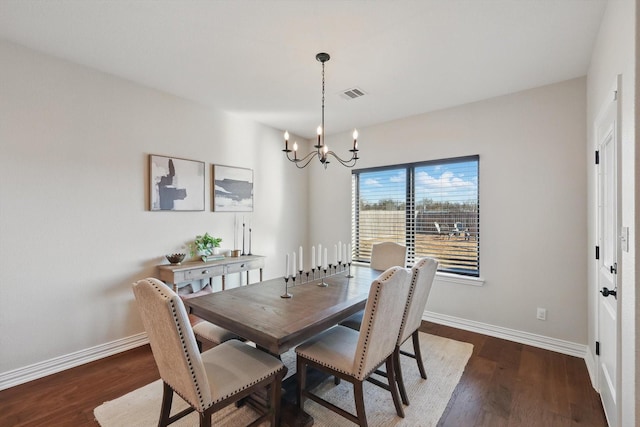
left=280, top=276, right=292, bottom=298
left=346, top=262, right=353, bottom=278
left=299, top=270, right=303, bottom=283
left=305, top=271, right=310, bottom=283
left=318, top=268, right=328, bottom=287
left=241, top=223, right=246, bottom=256
left=328, top=263, right=334, bottom=276
left=247, top=228, right=252, bottom=255
left=311, top=267, right=316, bottom=281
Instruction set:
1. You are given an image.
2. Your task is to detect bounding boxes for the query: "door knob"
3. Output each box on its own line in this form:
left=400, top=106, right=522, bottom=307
left=600, top=287, right=617, bottom=298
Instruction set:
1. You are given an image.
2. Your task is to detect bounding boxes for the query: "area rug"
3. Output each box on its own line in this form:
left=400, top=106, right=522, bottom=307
left=94, top=333, right=473, bottom=426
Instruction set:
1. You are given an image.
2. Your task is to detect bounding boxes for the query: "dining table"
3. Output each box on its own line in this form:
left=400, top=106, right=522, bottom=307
left=183, top=264, right=382, bottom=356
left=183, top=264, right=382, bottom=426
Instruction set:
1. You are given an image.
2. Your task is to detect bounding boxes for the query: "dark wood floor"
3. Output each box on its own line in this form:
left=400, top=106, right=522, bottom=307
left=0, top=322, right=607, bottom=427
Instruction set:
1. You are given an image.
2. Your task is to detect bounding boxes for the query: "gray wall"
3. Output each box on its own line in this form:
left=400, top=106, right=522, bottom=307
left=0, top=40, right=309, bottom=375
left=309, top=78, right=588, bottom=346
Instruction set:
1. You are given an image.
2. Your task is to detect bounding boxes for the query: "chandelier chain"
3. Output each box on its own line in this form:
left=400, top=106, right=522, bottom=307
left=321, top=60, right=325, bottom=146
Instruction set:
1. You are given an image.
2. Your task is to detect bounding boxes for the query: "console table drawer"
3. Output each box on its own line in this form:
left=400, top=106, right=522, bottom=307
left=225, top=258, right=264, bottom=274
left=184, top=265, right=224, bottom=280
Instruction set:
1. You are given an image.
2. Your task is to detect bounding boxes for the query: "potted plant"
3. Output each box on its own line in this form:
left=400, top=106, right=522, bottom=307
left=190, top=232, right=222, bottom=260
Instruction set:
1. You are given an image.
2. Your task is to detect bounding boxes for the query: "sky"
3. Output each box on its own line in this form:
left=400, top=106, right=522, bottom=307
left=358, top=160, right=478, bottom=205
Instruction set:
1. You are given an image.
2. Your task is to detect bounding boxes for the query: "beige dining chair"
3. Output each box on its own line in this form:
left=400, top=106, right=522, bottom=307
left=336, top=257, right=438, bottom=406
left=340, top=242, right=407, bottom=331
left=295, top=266, right=411, bottom=426
left=394, top=256, right=438, bottom=405
left=133, top=278, right=286, bottom=427
left=370, top=241, right=407, bottom=270
left=179, top=285, right=241, bottom=351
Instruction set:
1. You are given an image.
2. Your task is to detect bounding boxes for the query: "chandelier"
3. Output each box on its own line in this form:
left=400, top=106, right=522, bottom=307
left=283, top=52, right=359, bottom=169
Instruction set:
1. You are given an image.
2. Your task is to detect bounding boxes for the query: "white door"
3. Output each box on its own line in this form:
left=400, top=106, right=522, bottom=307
left=595, top=84, right=620, bottom=427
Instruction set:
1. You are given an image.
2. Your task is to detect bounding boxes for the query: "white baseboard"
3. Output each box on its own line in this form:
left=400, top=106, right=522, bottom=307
left=1, top=313, right=594, bottom=392
left=424, top=311, right=588, bottom=359
left=0, top=333, right=148, bottom=391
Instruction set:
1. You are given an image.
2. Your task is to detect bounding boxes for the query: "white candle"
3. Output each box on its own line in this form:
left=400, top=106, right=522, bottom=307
left=343, top=243, right=347, bottom=263
left=311, top=246, right=316, bottom=270
left=299, top=246, right=303, bottom=271
left=333, top=245, right=338, bottom=265
left=292, top=252, right=296, bottom=277
left=348, top=243, right=352, bottom=262
left=318, top=244, right=322, bottom=267
left=338, top=241, right=342, bottom=262
left=285, top=253, right=289, bottom=278
left=323, top=248, right=328, bottom=269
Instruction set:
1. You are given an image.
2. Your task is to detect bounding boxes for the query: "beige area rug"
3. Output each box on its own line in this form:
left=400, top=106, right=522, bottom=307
left=94, top=333, right=473, bottom=427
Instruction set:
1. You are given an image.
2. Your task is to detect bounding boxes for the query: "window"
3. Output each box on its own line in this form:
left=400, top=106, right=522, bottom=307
left=352, top=155, right=479, bottom=276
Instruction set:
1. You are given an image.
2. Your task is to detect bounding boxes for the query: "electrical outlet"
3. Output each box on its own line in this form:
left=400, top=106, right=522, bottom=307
left=536, top=307, right=547, bottom=321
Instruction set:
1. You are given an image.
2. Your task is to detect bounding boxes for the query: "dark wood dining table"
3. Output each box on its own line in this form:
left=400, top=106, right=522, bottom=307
left=184, top=265, right=381, bottom=355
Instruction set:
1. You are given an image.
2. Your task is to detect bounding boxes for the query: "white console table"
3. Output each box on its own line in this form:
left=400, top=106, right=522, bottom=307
left=157, top=255, right=265, bottom=292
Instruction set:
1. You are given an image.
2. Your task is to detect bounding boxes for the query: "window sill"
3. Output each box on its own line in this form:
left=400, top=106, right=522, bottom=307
left=353, top=262, right=484, bottom=287
left=435, top=272, right=484, bottom=287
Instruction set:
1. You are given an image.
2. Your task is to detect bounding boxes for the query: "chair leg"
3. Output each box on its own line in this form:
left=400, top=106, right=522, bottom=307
left=296, top=356, right=307, bottom=409
left=412, top=331, right=427, bottom=379
left=353, top=380, right=368, bottom=427
left=198, top=411, right=211, bottom=427
left=385, top=355, right=405, bottom=418
left=159, top=381, right=174, bottom=427
left=271, top=371, right=284, bottom=426
left=394, top=346, right=410, bottom=406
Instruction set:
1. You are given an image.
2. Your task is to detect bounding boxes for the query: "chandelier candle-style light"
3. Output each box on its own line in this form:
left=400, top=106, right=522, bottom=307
left=283, top=52, right=359, bottom=169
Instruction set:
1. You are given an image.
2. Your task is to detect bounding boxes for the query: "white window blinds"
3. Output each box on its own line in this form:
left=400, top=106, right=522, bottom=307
left=352, top=155, right=479, bottom=276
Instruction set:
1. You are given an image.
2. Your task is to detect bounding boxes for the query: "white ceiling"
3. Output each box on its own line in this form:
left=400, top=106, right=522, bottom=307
left=0, top=0, right=607, bottom=139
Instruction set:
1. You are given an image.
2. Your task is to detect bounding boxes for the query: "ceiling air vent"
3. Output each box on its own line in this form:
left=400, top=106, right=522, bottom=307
left=340, top=87, right=367, bottom=100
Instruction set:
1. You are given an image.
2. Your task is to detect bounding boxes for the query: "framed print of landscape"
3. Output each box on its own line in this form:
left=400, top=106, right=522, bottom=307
left=149, top=154, right=205, bottom=211
left=213, top=165, right=253, bottom=212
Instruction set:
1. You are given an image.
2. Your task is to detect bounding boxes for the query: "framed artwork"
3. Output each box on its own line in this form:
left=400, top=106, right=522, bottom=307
left=213, top=165, right=253, bottom=212
left=149, top=154, right=205, bottom=211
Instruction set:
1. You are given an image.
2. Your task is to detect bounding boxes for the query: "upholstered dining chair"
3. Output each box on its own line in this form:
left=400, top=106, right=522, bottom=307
left=336, top=257, right=438, bottom=406
left=393, top=256, right=438, bottom=405
left=370, top=241, right=407, bottom=270
left=295, top=267, right=411, bottom=426
left=179, top=285, right=241, bottom=351
left=133, top=278, right=286, bottom=427
left=340, top=241, right=407, bottom=331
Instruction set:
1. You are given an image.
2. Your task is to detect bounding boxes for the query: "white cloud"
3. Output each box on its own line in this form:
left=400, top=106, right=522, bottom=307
left=415, top=170, right=476, bottom=201
left=389, top=172, right=405, bottom=183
